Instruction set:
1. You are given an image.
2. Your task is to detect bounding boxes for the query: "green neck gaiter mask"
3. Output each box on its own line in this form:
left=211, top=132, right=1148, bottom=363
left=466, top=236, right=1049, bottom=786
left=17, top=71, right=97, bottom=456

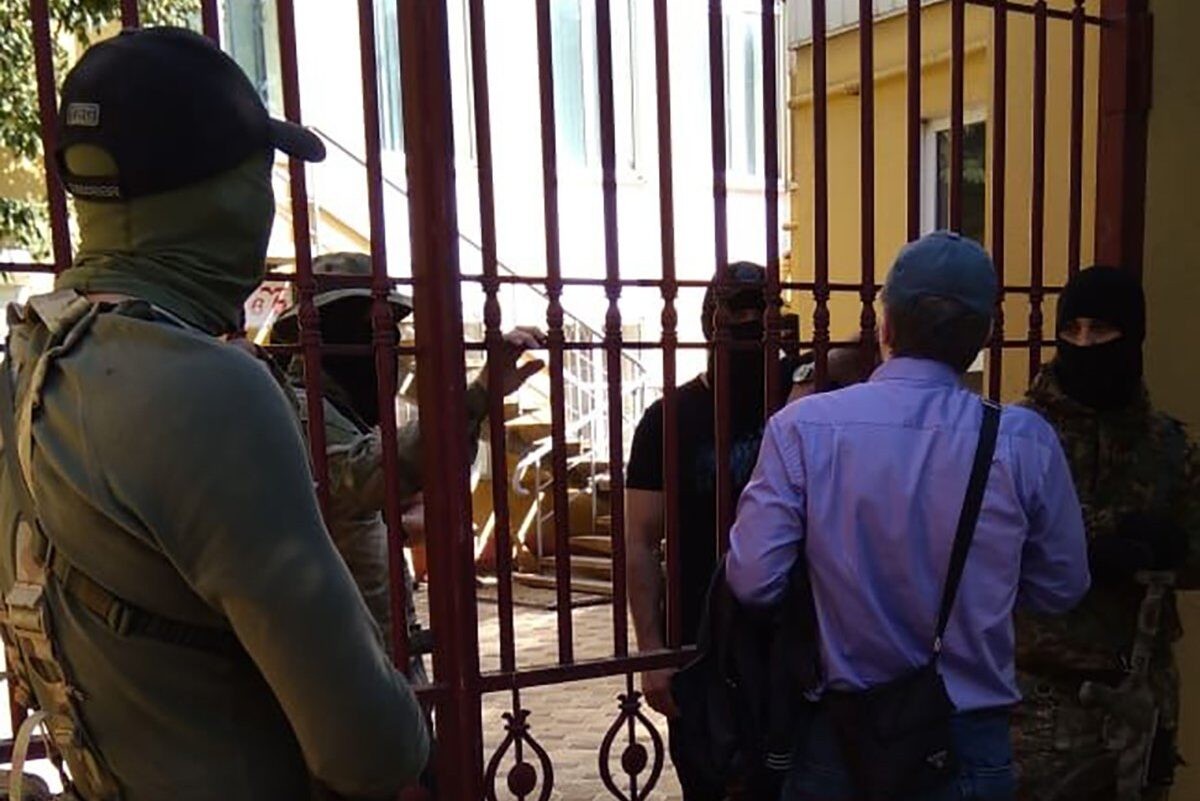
left=57, top=154, right=275, bottom=335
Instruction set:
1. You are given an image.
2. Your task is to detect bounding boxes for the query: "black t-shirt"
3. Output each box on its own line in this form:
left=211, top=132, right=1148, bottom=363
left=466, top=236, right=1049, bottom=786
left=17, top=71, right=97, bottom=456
left=626, top=362, right=796, bottom=644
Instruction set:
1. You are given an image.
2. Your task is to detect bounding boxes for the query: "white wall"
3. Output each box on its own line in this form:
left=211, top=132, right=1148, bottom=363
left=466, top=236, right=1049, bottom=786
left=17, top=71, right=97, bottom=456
left=280, top=0, right=788, bottom=385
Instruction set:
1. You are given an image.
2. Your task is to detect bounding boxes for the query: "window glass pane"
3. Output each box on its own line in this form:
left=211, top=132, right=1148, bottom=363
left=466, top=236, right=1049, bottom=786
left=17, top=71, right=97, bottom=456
left=742, top=17, right=759, bottom=175
left=552, top=0, right=588, bottom=165
left=962, top=122, right=986, bottom=244
left=224, top=0, right=269, bottom=104
left=935, top=122, right=986, bottom=243
left=613, top=0, right=637, bottom=170
left=375, top=0, right=404, bottom=152
left=725, top=12, right=762, bottom=176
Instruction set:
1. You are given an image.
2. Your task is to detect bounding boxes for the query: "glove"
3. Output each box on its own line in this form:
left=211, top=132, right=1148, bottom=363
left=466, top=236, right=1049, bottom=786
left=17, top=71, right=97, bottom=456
left=1116, top=511, right=1189, bottom=571
left=1088, top=535, right=1154, bottom=584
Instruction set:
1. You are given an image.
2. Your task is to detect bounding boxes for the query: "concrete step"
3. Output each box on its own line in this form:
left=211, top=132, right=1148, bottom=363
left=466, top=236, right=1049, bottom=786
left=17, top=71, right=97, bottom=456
left=570, top=534, right=612, bottom=557
left=511, top=571, right=613, bottom=598
left=539, top=554, right=612, bottom=581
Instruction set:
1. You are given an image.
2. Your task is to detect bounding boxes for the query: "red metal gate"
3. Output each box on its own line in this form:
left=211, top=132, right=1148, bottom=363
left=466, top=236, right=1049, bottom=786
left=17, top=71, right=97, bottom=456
left=3, top=1, right=1152, bottom=799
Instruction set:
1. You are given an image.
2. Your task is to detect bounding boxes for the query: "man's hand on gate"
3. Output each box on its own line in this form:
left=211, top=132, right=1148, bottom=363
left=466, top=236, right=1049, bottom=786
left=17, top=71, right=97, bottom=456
left=641, top=668, right=680, bottom=719
left=476, top=327, right=547, bottom=396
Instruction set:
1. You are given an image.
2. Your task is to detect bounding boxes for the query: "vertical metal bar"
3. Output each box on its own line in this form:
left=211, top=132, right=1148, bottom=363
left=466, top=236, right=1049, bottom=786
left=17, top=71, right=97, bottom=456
left=30, top=0, right=71, bottom=272
left=274, top=0, right=331, bottom=516
left=859, top=0, right=878, bottom=349
left=201, top=0, right=220, bottom=41
left=762, top=1, right=783, bottom=414
left=354, top=0, right=410, bottom=670
left=17, top=0, right=64, bottom=739
left=120, top=0, right=139, bottom=27
left=1029, top=0, right=1048, bottom=381
left=1095, top=0, right=1151, bottom=275
left=987, top=1, right=1008, bottom=401
left=396, top=0, right=483, bottom=795
left=468, top=0, right=517, bottom=674
left=533, top=0, right=575, bottom=663
left=813, top=0, right=831, bottom=386
left=707, top=0, right=733, bottom=552
left=594, top=0, right=628, bottom=658
left=651, top=0, right=683, bottom=650
left=950, top=0, right=966, bottom=232
left=1067, top=0, right=1086, bottom=276
left=907, top=0, right=922, bottom=241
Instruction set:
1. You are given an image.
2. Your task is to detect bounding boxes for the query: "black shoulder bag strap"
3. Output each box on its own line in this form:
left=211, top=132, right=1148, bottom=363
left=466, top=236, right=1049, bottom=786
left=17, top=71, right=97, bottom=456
left=934, top=399, right=1001, bottom=655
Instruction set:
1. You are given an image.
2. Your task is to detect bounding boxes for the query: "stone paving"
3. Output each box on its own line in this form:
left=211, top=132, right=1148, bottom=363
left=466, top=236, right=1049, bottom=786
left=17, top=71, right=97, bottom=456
left=416, top=588, right=683, bottom=800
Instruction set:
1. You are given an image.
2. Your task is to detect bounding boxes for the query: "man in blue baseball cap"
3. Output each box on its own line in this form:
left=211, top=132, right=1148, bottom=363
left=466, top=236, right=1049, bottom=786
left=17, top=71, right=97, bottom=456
left=727, top=232, right=1091, bottom=800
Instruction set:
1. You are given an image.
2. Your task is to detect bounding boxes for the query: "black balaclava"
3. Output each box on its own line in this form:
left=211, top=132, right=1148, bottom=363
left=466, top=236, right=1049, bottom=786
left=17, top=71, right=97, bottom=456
left=703, top=263, right=769, bottom=429
left=320, top=297, right=391, bottom=428
left=1054, top=265, right=1145, bottom=411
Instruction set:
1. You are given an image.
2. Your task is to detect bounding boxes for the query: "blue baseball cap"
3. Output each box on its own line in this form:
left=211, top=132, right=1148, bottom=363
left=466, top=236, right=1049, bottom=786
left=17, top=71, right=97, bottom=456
left=883, top=231, right=998, bottom=318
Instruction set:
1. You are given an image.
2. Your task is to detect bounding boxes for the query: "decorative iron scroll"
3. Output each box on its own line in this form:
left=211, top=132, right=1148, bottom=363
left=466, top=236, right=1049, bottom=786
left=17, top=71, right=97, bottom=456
left=598, top=687, right=665, bottom=801
left=484, top=708, right=554, bottom=801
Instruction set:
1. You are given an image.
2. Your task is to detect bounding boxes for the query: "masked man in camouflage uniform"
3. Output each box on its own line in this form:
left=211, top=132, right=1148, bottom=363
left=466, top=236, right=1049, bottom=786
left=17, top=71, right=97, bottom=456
left=271, top=252, right=544, bottom=675
left=1015, top=266, right=1200, bottom=800
left=0, top=29, right=433, bottom=801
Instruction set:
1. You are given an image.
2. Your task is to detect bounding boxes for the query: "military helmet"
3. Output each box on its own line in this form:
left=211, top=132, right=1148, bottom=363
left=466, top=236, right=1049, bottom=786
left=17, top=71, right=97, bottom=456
left=271, top=252, right=412, bottom=343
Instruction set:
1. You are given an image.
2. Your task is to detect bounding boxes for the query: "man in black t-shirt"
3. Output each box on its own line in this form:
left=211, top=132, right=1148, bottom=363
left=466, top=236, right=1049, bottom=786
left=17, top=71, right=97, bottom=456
left=626, top=262, right=798, bottom=801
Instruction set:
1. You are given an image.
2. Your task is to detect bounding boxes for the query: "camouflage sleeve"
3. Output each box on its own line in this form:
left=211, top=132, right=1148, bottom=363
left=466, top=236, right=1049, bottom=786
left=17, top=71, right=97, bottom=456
left=328, top=382, right=489, bottom=514
left=1081, top=503, right=1119, bottom=542
left=1173, top=434, right=1200, bottom=589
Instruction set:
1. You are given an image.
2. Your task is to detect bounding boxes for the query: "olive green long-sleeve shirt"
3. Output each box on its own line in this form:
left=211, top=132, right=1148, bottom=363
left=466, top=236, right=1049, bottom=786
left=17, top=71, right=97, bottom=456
left=0, top=301, right=428, bottom=801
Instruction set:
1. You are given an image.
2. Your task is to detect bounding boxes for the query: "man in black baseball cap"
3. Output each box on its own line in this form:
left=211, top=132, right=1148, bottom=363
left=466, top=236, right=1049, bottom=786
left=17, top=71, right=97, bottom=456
left=627, top=261, right=801, bottom=799
left=0, top=28, right=431, bottom=801
left=52, top=26, right=325, bottom=335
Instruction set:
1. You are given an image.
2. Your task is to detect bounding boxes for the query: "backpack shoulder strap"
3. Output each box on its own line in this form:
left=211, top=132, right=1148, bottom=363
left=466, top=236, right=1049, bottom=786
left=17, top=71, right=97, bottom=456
left=14, top=293, right=100, bottom=502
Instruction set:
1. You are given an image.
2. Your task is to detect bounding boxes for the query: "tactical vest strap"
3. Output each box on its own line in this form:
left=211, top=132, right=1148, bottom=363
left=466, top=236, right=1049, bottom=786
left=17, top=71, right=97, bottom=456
left=0, top=312, right=123, bottom=800
left=15, top=292, right=100, bottom=504
left=0, top=294, right=244, bottom=801
left=48, top=552, right=240, bottom=654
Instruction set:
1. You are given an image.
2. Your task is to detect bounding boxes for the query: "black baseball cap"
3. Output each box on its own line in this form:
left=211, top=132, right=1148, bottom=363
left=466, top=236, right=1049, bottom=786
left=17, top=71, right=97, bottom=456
left=56, top=26, right=325, bottom=201
left=701, top=261, right=776, bottom=341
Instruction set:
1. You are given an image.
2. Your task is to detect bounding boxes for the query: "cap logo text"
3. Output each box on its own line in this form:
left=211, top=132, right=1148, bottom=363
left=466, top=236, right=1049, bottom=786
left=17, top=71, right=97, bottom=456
left=66, top=182, right=120, bottom=199
left=66, top=103, right=101, bottom=127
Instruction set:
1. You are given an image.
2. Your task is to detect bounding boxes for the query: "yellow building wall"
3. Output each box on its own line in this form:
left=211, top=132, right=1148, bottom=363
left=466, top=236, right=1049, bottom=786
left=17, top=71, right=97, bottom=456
left=787, top=1, right=1100, bottom=402
left=1142, top=0, right=1200, bottom=793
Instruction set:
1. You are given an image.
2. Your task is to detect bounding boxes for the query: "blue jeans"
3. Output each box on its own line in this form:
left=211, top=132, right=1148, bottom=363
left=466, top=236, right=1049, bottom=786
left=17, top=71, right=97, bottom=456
left=783, top=706, right=1016, bottom=801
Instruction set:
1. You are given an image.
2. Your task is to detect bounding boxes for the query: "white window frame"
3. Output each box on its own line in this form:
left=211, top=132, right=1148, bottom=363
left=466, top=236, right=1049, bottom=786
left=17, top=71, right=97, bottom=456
left=723, top=0, right=787, bottom=187
left=551, top=0, right=640, bottom=176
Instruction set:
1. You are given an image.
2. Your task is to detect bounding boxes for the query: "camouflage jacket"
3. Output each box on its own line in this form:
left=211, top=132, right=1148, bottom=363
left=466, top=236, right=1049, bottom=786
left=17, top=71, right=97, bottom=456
left=291, top=372, right=488, bottom=659
left=1016, top=366, right=1200, bottom=675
